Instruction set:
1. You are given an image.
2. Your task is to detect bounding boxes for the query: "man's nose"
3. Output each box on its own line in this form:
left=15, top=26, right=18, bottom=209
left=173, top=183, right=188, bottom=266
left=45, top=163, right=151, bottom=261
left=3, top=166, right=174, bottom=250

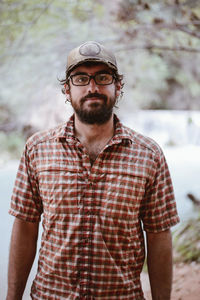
left=87, top=78, right=99, bottom=93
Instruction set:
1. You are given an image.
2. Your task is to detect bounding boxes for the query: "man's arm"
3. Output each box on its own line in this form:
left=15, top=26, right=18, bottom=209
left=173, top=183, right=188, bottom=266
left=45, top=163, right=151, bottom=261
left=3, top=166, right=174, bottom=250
left=6, top=218, right=39, bottom=300
left=146, top=229, right=173, bottom=300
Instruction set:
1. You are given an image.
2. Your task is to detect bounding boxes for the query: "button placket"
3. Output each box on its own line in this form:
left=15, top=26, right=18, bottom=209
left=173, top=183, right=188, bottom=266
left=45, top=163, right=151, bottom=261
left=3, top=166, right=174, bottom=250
left=78, top=173, right=95, bottom=298
left=82, top=154, right=91, bottom=171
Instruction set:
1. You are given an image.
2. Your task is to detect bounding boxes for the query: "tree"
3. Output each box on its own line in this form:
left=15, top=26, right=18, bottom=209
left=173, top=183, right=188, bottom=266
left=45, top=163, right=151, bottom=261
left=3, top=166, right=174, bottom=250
left=0, top=0, right=200, bottom=142
left=109, top=0, right=200, bottom=109
left=0, top=0, right=107, bottom=126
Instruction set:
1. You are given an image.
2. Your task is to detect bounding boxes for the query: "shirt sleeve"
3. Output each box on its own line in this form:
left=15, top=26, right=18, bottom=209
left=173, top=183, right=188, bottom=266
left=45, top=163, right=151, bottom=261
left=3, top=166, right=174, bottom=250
left=140, top=150, right=180, bottom=232
left=9, top=144, right=43, bottom=222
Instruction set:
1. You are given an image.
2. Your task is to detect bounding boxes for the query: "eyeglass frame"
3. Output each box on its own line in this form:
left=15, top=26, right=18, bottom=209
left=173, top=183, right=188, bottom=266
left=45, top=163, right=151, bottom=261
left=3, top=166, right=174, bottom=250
left=68, top=72, right=116, bottom=86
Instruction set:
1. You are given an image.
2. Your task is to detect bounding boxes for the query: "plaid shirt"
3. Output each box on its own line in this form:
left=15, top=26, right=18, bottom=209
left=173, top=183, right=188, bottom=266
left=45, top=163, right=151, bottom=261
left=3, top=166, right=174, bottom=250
left=9, top=115, right=179, bottom=299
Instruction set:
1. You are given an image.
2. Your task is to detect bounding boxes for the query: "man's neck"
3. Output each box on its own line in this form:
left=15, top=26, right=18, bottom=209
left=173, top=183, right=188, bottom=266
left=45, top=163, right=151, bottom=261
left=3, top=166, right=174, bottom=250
left=74, top=114, right=115, bottom=145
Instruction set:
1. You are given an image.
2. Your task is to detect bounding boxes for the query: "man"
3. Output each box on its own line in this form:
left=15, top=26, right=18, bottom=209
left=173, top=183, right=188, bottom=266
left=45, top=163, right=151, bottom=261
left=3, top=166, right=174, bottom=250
left=7, top=41, right=179, bottom=300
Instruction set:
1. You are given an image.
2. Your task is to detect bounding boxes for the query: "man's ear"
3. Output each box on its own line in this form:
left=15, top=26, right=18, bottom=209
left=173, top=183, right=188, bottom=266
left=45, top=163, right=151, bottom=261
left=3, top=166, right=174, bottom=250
left=64, top=83, right=70, bottom=95
left=115, top=81, right=122, bottom=98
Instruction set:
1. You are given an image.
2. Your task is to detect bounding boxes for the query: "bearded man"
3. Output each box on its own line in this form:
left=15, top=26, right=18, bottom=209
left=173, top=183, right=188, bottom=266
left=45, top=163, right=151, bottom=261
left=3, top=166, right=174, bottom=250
left=7, top=41, right=179, bottom=300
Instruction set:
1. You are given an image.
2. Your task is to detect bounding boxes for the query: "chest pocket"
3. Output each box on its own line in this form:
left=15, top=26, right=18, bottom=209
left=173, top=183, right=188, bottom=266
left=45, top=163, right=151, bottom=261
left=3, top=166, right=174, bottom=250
left=98, top=170, right=147, bottom=220
left=37, top=165, right=80, bottom=215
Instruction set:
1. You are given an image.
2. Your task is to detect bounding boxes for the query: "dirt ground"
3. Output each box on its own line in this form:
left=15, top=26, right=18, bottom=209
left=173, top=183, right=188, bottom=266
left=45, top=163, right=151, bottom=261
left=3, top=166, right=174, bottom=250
left=141, top=262, right=200, bottom=300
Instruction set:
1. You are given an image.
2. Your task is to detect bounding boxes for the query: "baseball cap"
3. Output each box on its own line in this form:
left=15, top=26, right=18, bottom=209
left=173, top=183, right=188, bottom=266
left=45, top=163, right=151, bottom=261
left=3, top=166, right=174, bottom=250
left=66, top=41, right=118, bottom=76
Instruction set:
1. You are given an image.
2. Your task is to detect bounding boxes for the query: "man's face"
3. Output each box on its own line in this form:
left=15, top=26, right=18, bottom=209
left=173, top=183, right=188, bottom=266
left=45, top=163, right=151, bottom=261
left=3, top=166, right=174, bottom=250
left=65, top=63, right=121, bottom=125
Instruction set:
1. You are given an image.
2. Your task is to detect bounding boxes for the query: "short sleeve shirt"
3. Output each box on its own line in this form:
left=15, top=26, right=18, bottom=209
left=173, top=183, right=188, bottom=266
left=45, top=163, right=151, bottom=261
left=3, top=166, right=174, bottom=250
left=9, top=114, right=179, bottom=299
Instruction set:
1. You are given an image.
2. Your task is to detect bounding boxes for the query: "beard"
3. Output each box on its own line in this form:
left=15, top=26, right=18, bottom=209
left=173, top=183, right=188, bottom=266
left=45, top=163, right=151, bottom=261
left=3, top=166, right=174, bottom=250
left=70, top=92, right=117, bottom=125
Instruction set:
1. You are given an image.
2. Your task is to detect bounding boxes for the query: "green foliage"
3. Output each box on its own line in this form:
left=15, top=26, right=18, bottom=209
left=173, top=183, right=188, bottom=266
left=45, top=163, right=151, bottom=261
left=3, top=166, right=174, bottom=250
left=0, top=0, right=104, bottom=61
left=0, top=131, right=25, bottom=159
left=1, top=0, right=200, bottom=143
left=0, top=1, right=51, bottom=58
left=0, top=0, right=109, bottom=124
left=114, top=0, right=200, bottom=109
left=173, top=213, right=200, bottom=263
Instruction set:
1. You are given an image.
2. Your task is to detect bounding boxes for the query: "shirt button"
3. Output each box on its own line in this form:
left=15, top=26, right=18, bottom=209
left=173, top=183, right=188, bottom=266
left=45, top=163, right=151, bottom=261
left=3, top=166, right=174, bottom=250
left=80, top=281, right=87, bottom=288
left=71, top=277, right=77, bottom=285
left=83, top=238, right=89, bottom=244
left=81, top=215, right=90, bottom=222
left=77, top=258, right=84, bottom=264
left=84, top=209, right=92, bottom=215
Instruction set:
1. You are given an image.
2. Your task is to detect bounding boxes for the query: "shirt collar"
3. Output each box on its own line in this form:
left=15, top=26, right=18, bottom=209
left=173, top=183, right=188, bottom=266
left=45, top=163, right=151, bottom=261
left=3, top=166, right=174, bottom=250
left=111, top=114, right=133, bottom=145
left=56, top=115, right=75, bottom=142
left=57, top=114, right=133, bottom=145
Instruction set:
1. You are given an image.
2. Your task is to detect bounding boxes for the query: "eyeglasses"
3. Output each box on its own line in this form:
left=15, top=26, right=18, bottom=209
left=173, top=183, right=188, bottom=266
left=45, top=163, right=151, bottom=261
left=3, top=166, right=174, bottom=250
left=69, top=73, right=115, bottom=86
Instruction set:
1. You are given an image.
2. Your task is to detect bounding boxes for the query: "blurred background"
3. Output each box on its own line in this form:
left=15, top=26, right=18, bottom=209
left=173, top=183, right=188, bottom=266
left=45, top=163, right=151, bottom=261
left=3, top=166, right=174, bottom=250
left=1, top=0, right=200, bottom=299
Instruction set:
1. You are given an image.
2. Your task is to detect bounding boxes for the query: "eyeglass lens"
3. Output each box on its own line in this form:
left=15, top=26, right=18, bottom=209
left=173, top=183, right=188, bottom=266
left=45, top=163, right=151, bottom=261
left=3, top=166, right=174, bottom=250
left=70, top=73, right=114, bottom=86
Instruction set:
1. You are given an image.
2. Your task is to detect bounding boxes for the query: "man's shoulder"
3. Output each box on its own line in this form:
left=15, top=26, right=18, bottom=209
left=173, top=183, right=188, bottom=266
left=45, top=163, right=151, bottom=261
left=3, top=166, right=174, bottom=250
left=122, top=124, right=163, bottom=156
left=26, top=122, right=67, bottom=150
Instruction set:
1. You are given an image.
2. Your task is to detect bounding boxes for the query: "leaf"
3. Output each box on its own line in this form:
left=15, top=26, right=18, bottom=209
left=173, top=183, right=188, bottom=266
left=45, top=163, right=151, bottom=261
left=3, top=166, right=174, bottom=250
left=144, top=3, right=150, bottom=10
left=153, top=18, right=164, bottom=24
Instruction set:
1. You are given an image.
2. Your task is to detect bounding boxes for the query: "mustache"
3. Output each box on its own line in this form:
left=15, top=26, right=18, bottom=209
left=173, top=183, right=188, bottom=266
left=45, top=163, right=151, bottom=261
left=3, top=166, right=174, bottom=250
left=81, top=93, right=107, bottom=102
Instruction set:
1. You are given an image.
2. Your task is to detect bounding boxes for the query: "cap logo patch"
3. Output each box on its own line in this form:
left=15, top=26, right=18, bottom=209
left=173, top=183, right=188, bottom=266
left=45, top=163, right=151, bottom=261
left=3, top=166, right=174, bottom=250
left=79, top=42, right=101, bottom=56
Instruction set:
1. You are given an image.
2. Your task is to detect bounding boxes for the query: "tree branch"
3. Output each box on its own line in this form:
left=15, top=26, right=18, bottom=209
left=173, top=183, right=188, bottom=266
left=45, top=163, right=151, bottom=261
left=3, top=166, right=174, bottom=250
left=15, top=0, right=55, bottom=49
left=175, top=24, right=200, bottom=39
left=116, top=44, right=200, bottom=53
left=123, top=22, right=200, bottom=40
left=4, top=0, right=55, bottom=67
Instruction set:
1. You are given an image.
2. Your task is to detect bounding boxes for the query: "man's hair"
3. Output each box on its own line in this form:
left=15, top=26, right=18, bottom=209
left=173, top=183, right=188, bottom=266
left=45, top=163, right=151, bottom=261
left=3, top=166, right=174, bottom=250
left=59, top=61, right=124, bottom=95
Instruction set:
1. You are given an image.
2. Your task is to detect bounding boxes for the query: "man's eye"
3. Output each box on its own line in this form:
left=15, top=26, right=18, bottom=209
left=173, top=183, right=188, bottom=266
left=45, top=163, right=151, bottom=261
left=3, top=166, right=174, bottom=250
left=98, top=74, right=109, bottom=81
left=97, top=74, right=112, bottom=83
left=72, top=75, right=89, bottom=84
left=76, top=76, right=88, bottom=83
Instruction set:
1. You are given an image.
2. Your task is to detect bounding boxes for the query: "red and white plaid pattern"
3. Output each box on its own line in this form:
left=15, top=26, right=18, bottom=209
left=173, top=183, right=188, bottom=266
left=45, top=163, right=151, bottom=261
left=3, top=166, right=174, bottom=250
left=9, top=115, right=179, bottom=299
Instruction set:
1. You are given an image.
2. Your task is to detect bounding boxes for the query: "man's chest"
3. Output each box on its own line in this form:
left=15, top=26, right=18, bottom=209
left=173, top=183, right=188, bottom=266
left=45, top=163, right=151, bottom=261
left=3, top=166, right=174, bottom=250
left=33, top=145, right=150, bottom=220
